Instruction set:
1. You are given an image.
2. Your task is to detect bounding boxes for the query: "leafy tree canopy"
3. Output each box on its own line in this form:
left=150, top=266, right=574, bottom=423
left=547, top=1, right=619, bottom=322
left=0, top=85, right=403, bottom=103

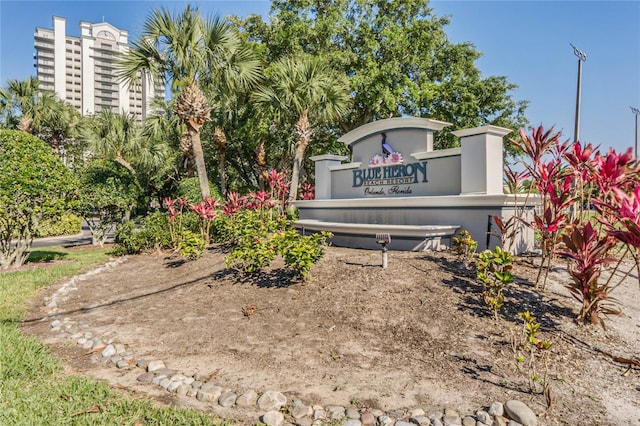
left=76, top=159, right=143, bottom=245
left=236, top=0, right=528, bottom=150
left=0, top=130, right=77, bottom=267
left=0, top=77, right=84, bottom=156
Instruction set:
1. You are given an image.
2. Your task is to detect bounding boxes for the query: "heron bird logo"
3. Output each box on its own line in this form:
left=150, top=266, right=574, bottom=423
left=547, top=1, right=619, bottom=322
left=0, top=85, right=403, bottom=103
left=381, top=133, right=394, bottom=155
left=369, top=133, right=404, bottom=166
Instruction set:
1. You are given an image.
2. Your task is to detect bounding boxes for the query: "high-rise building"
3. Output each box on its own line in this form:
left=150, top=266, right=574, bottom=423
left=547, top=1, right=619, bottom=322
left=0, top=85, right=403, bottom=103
left=34, top=16, right=164, bottom=120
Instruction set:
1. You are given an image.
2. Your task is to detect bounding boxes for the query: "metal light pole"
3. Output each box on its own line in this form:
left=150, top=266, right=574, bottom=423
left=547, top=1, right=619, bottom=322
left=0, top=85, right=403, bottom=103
left=631, top=106, right=640, bottom=158
left=570, top=43, right=588, bottom=143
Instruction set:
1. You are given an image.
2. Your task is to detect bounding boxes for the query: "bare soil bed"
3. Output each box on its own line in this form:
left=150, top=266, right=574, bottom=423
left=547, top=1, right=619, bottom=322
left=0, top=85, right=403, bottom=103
left=22, top=245, right=640, bottom=425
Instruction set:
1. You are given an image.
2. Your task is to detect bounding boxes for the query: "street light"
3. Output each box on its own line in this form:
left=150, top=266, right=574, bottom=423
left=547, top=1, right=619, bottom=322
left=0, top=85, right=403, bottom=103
left=570, top=43, right=588, bottom=143
left=632, top=106, right=640, bottom=158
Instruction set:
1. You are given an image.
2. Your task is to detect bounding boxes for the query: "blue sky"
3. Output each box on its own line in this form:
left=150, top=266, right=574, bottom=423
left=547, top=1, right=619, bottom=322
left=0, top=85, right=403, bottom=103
left=1, top=0, right=638, bottom=154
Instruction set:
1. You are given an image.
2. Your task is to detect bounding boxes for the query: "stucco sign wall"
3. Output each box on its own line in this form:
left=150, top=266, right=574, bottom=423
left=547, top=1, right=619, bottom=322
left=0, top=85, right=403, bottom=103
left=299, top=118, right=535, bottom=254
left=325, top=118, right=462, bottom=199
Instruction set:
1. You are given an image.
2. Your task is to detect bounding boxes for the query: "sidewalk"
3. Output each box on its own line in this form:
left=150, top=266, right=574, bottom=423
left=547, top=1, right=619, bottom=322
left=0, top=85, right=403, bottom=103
left=18, top=224, right=114, bottom=249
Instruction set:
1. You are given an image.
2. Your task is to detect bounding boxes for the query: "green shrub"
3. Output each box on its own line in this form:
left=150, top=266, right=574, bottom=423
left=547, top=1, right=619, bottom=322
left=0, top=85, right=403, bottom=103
left=275, top=230, right=332, bottom=278
left=210, top=215, right=233, bottom=243
left=176, top=229, right=206, bottom=259
left=33, top=213, right=82, bottom=238
left=113, top=212, right=172, bottom=255
left=0, top=130, right=77, bottom=268
left=113, top=221, right=144, bottom=255
left=225, top=217, right=330, bottom=278
left=140, top=211, right=172, bottom=250
left=226, top=236, right=277, bottom=273
left=475, top=246, right=513, bottom=319
left=175, top=177, right=221, bottom=203
left=452, top=229, right=478, bottom=263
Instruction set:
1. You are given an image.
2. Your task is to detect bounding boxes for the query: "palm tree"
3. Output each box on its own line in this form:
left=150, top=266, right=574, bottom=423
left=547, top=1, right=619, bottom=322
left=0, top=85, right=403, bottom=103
left=141, top=98, right=183, bottom=172
left=203, top=36, right=262, bottom=197
left=35, top=99, right=83, bottom=156
left=253, top=54, right=350, bottom=201
left=117, top=5, right=260, bottom=199
left=138, top=99, right=183, bottom=203
left=81, top=109, right=141, bottom=173
left=0, top=77, right=82, bottom=155
left=1, top=77, right=43, bottom=133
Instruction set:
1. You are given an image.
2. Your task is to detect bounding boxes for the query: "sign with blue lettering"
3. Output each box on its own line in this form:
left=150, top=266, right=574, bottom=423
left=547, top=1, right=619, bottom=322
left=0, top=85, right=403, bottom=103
left=329, top=126, right=462, bottom=199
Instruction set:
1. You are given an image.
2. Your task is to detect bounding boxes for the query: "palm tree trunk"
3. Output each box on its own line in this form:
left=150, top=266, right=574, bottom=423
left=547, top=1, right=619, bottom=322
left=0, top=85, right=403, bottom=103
left=17, top=114, right=33, bottom=134
left=179, top=133, right=195, bottom=176
left=214, top=127, right=227, bottom=197
left=256, top=136, right=268, bottom=191
left=289, top=110, right=312, bottom=203
left=174, top=81, right=211, bottom=197
left=115, top=154, right=135, bottom=175
left=188, top=122, right=211, bottom=199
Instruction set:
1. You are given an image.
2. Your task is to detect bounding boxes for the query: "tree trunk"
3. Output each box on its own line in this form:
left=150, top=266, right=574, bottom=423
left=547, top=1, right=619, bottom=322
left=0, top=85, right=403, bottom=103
left=174, top=81, right=211, bottom=195
left=289, top=110, right=312, bottom=203
left=188, top=121, right=210, bottom=199
left=115, top=154, right=135, bottom=175
left=17, top=114, right=33, bottom=134
left=213, top=127, right=227, bottom=197
left=256, top=136, right=268, bottom=191
left=179, top=132, right=195, bottom=177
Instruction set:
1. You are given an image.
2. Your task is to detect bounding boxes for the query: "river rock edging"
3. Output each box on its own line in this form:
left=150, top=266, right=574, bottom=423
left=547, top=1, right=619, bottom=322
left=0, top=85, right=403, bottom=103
left=41, top=260, right=540, bottom=426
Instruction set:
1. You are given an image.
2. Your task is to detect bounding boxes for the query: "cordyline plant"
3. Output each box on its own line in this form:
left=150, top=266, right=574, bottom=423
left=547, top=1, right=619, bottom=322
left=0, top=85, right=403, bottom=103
left=190, top=197, right=220, bottom=244
left=510, top=125, right=640, bottom=326
left=301, top=183, right=315, bottom=200
left=507, top=126, right=574, bottom=289
left=604, top=186, right=640, bottom=268
left=164, top=197, right=187, bottom=247
left=556, top=222, right=619, bottom=325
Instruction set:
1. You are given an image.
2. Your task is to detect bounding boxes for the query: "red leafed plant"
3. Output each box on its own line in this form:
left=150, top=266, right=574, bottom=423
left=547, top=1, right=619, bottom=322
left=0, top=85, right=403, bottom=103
left=164, top=197, right=186, bottom=245
left=556, top=222, right=618, bottom=326
left=596, top=185, right=640, bottom=291
left=223, top=192, right=247, bottom=217
left=190, top=196, right=220, bottom=243
left=509, top=127, right=575, bottom=289
left=301, top=183, right=315, bottom=200
left=267, top=169, right=290, bottom=213
left=509, top=126, right=639, bottom=327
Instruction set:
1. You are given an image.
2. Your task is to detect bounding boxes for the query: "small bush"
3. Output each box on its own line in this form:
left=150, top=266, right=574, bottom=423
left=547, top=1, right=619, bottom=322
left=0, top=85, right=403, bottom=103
left=113, top=212, right=172, bottom=255
left=275, top=230, right=332, bottom=278
left=33, top=213, right=82, bottom=238
left=452, top=229, right=477, bottom=263
left=175, top=177, right=221, bottom=203
left=475, top=246, right=513, bottom=319
left=176, top=229, right=206, bottom=259
left=140, top=211, right=172, bottom=250
left=113, top=221, right=143, bottom=255
left=226, top=236, right=277, bottom=273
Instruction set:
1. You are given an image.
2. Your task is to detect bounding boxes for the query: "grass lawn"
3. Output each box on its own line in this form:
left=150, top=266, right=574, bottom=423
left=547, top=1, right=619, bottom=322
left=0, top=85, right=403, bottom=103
left=0, top=246, right=229, bottom=425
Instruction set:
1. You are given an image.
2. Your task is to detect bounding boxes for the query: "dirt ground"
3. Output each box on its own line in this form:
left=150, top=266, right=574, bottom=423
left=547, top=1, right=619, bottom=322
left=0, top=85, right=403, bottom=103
left=21, top=245, right=640, bottom=425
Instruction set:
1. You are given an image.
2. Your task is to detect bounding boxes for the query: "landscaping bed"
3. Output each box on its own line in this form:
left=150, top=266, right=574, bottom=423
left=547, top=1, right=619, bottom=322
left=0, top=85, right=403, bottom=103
left=22, top=246, right=640, bottom=425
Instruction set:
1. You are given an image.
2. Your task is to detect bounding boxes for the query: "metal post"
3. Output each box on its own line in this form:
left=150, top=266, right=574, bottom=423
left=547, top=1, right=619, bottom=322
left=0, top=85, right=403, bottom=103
left=571, top=43, right=588, bottom=143
left=382, top=245, right=388, bottom=269
left=486, top=215, right=492, bottom=250
left=376, top=233, right=391, bottom=269
left=631, top=106, right=640, bottom=158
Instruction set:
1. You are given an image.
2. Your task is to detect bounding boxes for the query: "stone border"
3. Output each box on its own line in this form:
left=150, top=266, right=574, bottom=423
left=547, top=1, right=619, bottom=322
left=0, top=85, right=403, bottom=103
left=40, top=260, right=539, bottom=426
